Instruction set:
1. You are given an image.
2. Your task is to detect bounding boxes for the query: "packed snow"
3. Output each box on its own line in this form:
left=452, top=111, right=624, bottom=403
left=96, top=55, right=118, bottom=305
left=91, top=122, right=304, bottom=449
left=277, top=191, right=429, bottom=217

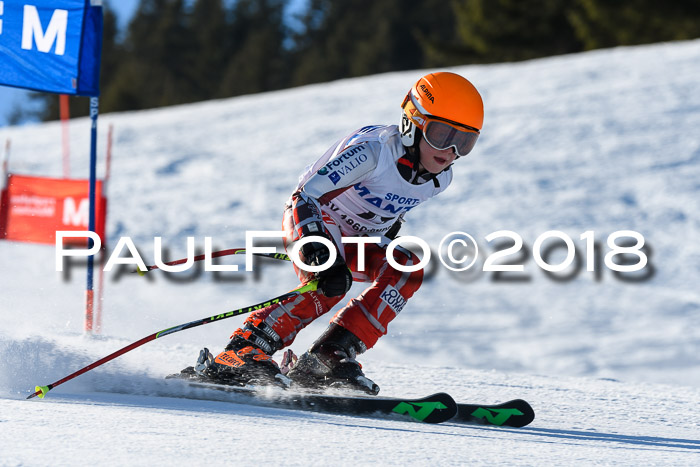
left=1, top=39, right=700, bottom=465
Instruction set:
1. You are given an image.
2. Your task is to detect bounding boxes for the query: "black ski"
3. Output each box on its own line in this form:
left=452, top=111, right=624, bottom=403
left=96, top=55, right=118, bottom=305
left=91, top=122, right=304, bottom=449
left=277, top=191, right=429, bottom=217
left=179, top=380, right=458, bottom=424
left=453, top=399, right=535, bottom=427
left=166, top=369, right=534, bottom=426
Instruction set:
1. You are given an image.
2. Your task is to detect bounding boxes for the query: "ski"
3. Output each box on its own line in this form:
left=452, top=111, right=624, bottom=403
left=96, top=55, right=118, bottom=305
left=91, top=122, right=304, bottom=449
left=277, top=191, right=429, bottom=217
left=176, top=379, right=458, bottom=424
left=453, top=399, right=535, bottom=427
left=166, top=368, right=533, bottom=426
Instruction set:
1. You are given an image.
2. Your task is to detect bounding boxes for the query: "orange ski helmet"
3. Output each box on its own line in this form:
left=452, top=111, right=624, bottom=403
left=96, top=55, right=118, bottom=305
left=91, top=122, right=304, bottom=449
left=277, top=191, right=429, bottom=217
left=400, top=72, right=484, bottom=157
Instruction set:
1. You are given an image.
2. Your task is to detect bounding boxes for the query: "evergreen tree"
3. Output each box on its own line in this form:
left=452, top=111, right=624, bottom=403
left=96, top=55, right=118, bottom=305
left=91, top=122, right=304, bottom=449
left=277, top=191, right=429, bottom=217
left=188, top=0, right=230, bottom=101
left=218, top=0, right=288, bottom=97
left=22, top=0, right=700, bottom=122
left=290, top=0, right=455, bottom=85
left=103, top=0, right=194, bottom=111
left=569, top=0, right=700, bottom=50
left=449, top=0, right=583, bottom=63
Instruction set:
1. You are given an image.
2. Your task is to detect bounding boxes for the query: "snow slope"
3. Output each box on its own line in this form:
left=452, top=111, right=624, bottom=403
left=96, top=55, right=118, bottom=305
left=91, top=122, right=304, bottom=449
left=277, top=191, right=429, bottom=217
left=1, top=368, right=699, bottom=466
left=1, top=39, right=700, bottom=464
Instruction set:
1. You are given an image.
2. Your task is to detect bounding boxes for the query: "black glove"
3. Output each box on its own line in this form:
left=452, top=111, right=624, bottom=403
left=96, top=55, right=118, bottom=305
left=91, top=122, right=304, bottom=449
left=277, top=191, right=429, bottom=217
left=300, top=239, right=352, bottom=297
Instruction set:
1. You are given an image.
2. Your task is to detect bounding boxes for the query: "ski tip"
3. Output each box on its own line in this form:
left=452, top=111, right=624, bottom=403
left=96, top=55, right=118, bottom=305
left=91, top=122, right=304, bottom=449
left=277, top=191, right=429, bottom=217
left=136, top=267, right=147, bottom=276
left=454, top=398, right=535, bottom=428
left=28, top=385, right=50, bottom=400
left=510, top=399, right=535, bottom=427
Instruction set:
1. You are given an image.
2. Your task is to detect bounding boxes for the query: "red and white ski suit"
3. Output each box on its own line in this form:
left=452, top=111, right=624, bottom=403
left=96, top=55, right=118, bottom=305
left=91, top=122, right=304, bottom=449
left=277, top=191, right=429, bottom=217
left=241, top=125, right=452, bottom=350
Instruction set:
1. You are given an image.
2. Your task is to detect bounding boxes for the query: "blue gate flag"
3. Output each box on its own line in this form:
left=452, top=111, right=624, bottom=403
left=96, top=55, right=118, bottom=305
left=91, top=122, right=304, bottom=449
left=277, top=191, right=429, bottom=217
left=0, top=0, right=102, bottom=96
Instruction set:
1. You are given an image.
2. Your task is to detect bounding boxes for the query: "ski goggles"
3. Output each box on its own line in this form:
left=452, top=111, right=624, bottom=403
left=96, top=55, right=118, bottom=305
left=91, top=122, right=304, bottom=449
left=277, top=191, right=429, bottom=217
left=403, top=97, right=480, bottom=157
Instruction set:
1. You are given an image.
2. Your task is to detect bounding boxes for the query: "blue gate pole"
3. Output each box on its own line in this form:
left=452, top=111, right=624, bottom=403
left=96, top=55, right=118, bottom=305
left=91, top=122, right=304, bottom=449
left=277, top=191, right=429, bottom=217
left=85, top=97, right=99, bottom=334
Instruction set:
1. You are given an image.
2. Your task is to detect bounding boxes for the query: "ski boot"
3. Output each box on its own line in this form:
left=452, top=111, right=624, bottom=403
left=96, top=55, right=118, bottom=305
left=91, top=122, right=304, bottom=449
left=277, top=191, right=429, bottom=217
left=194, top=321, right=290, bottom=388
left=286, top=323, right=380, bottom=395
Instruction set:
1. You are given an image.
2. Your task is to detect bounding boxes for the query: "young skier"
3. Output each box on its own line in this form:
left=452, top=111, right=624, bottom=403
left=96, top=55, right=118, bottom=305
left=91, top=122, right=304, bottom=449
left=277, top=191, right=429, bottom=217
left=193, top=71, right=484, bottom=394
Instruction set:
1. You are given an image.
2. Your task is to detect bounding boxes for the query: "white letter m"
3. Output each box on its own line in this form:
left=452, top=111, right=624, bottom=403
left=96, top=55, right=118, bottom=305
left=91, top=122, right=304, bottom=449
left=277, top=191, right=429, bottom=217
left=63, top=197, right=89, bottom=226
left=21, top=5, right=68, bottom=55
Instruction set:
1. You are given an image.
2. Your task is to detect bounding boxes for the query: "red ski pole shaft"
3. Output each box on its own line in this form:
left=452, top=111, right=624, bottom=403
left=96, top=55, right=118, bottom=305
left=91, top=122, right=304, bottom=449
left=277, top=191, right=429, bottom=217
left=136, top=248, right=291, bottom=274
left=27, top=281, right=317, bottom=399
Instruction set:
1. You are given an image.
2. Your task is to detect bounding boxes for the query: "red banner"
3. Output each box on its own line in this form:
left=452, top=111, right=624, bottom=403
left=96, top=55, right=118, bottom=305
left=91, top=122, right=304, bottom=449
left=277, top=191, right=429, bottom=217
left=0, top=174, right=106, bottom=245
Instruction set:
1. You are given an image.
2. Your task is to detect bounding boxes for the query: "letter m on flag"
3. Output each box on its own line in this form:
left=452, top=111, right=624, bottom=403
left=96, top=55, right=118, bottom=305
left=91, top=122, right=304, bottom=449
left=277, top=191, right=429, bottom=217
left=21, top=5, right=69, bottom=55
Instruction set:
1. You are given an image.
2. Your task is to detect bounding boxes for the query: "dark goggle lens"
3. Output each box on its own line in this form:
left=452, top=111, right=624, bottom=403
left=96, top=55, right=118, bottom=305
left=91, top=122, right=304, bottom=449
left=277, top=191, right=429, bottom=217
left=424, top=120, right=479, bottom=157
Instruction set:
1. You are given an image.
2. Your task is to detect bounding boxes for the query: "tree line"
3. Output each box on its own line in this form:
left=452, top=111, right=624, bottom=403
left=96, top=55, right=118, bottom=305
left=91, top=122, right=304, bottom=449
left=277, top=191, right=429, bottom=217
left=13, top=0, right=700, bottom=123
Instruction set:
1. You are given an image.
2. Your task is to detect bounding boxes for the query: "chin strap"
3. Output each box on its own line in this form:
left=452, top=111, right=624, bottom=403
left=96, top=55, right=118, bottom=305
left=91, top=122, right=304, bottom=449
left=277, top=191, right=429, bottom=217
left=397, top=145, right=443, bottom=187
left=397, top=147, right=420, bottom=182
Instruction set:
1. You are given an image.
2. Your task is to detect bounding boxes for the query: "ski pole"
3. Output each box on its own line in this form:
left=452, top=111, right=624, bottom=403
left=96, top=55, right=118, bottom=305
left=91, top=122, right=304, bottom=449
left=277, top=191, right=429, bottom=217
left=136, top=248, right=290, bottom=275
left=27, top=281, right=317, bottom=400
